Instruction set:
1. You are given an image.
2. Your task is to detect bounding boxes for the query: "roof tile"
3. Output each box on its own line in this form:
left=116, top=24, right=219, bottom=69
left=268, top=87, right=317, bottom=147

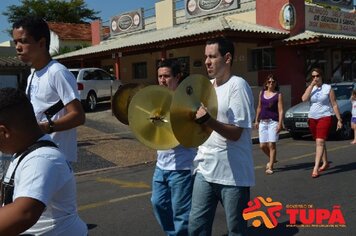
left=47, top=22, right=92, bottom=41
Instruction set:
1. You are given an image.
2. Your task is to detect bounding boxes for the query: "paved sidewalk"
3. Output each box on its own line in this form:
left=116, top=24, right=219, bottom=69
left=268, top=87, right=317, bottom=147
left=75, top=108, right=290, bottom=172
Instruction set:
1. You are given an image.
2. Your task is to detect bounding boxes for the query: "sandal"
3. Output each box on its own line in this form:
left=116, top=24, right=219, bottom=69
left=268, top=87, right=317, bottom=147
left=312, top=172, right=319, bottom=178
left=318, top=163, right=330, bottom=172
left=266, top=163, right=270, bottom=170
left=265, top=169, right=274, bottom=175
left=266, top=160, right=278, bottom=170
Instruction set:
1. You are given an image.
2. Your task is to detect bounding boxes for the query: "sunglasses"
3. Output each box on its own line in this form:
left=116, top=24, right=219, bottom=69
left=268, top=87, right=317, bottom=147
left=267, top=80, right=276, bottom=84
left=311, top=74, right=320, bottom=78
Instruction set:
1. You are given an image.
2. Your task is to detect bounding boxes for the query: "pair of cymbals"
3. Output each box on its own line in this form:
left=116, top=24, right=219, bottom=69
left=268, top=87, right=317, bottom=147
left=126, top=74, right=217, bottom=150
left=112, top=83, right=146, bottom=125
left=128, top=85, right=179, bottom=150
left=171, top=74, right=217, bottom=147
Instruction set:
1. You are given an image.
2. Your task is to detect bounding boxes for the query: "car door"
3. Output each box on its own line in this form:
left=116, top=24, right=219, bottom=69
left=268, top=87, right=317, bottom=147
left=97, top=69, right=117, bottom=98
left=82, top=69, right=99, bottom=98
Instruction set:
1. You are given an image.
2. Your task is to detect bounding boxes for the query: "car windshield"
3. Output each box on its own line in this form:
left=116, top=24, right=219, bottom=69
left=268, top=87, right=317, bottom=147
left=332, top=84, right=354, bottom=100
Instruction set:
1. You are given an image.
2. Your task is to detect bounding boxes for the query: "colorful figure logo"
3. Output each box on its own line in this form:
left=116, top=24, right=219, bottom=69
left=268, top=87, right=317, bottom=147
left=243, top=197, right=283, bottom=229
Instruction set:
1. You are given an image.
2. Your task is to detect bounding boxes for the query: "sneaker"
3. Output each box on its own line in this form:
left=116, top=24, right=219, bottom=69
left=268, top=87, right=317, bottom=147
left=265, top=169, right=274, bottom=175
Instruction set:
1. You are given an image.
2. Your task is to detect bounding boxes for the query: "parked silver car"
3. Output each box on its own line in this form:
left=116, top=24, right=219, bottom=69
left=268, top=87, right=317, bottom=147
left=69, top=68, right=122, bottom=112
left=284, top=82, right=355, bottom=140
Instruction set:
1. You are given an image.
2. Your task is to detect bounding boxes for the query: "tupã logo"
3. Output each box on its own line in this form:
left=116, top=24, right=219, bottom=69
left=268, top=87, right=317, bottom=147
left=243, top=196, right=283, bottom=229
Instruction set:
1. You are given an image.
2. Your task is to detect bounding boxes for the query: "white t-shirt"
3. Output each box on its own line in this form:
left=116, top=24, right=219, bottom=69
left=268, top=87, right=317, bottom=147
left=27, top=60, right=80, bottom=162
left=3, top=135, right=87, bottom=235
left=157, top=145, right=196, bottom=171
left=308, top=84, right=334, bottom=119
left=194, top=76, right=255, bottom=187
left=352, top=100, right=356, bottom=118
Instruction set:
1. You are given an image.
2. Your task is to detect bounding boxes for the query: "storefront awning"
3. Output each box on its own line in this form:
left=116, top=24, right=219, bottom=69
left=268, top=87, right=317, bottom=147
left=282, top=30, right=356, bottom=46
left=0, top=57, right=30, bottom=68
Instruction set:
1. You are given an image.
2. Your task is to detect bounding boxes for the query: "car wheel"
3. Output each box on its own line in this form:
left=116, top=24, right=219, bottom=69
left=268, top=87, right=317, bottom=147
left=336, top=116, right=352, bottom=140
left=85, top=92, right=97, bottom=112
left=290, top=132, right=303, bottom=140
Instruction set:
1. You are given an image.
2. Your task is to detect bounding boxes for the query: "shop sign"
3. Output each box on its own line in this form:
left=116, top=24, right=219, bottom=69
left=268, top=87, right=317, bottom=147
left=279, top=3, right=297, bottom=30
left=110, top=8, right=144, bottom=35
left=185, top=0, right=240, bottom=19
left=305, top=5, right=356, bottom=35
left=312, top=0, right=353, bottom=10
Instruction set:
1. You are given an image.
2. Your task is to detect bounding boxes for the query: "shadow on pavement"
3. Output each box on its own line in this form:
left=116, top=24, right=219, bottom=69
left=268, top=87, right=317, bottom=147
left=247, top=221, right=299, bottom=236
left=273, top=162, right=315, bottom=173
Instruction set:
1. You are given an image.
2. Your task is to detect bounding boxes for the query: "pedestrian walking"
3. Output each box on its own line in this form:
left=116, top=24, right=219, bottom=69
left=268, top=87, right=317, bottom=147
left=189, top=37, right=255, bottom=236
left=12, top=16, right=85, bottom=163
left=254, top=74, right=284, bottom=174
left=151, top=59, right=196, bottom=236
left=301, top=67, right=342, bottom=178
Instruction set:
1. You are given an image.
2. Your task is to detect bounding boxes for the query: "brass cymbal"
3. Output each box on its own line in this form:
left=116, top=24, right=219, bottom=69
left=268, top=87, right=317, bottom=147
left=112, top=83, right=146, bottom=125
left=128, top=85, right=179, bottom=150
left=170, top=74, right=218, bottom=147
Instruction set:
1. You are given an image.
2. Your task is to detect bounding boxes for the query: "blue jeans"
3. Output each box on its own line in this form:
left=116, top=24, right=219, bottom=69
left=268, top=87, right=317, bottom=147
left=151, top=167, right=194, bottom=236
left=188, top=173, right=250, bottom=236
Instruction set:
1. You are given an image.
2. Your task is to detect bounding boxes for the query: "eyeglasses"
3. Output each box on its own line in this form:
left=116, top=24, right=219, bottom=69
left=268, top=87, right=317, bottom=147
left=311, top=74, right=320, bottom=78
left=267, top=81, right=276, bottom=84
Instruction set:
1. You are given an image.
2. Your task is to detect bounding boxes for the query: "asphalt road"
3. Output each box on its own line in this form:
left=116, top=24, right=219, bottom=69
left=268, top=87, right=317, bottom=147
left=74, top=103, right=356, bottom=236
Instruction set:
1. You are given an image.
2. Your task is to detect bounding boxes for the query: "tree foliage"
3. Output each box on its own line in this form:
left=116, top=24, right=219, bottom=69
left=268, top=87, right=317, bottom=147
left=3, top=0, right=100, bottom=25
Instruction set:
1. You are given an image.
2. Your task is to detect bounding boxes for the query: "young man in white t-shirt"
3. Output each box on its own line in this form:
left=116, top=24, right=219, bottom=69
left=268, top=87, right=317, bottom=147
left=0, top=88, right=87, bottom=235
left=189, top=37, right=255, bottom=236
left=12, top=16, right=85, bottom=162
left=151, top=59, right=196, bottom=235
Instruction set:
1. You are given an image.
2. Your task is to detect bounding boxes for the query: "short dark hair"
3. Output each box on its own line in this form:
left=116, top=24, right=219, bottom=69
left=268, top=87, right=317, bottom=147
left=0, top=88, right=37, bottom=127
left=206, top=37, right=235, bottom=65
left=13, top=16, right=51, bottom=51
left=157, top=59, right=181, bottom=78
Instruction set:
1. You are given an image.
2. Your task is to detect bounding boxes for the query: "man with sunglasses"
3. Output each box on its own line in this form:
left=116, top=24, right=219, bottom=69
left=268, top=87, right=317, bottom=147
left=189, top=37, right=255, bottom=236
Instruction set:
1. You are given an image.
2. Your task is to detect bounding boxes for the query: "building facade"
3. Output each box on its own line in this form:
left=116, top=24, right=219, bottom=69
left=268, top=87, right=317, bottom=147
left=54, top=0, right=356, bottom=107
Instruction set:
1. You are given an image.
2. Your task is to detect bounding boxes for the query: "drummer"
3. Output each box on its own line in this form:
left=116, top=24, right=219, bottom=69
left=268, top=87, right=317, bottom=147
left=189, top=37, right=255, bottom=236
left=150, top=59, right=197, bottom=236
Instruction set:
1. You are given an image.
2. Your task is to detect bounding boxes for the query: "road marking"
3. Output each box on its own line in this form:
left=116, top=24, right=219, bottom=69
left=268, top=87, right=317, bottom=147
left=78, top=191, right=152, bottom=211
left=96, top=177, right=150, bottom=188
left=79, top=143, right=352, bottom=211
left=255, top=143, right=352, bottom=170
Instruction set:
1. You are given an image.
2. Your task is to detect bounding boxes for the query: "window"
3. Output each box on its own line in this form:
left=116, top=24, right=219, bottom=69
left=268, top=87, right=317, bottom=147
left=133, top=62, right=147, bottom=79
left=97, top=70, right=114, bottom=80
left=249, top=48, right=276, bottom=71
